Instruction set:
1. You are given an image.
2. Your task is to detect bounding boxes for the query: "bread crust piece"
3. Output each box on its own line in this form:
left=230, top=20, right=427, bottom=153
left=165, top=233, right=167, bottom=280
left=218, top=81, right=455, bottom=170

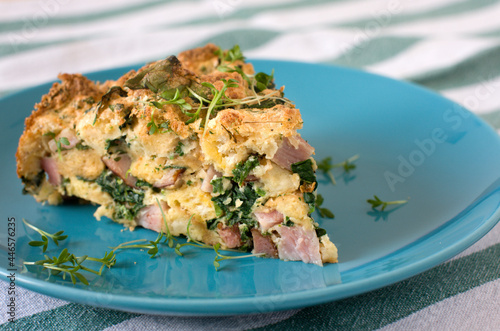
left=16, top=44, right=338, bottom=265
left=16, top=74, right=105, bottom=179
left=200, top=105, right=303, bottom=175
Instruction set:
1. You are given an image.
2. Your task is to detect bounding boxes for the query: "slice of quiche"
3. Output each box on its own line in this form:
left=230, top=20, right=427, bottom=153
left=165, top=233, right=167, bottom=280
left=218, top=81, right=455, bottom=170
left=16, top=44, right=338, bottom=265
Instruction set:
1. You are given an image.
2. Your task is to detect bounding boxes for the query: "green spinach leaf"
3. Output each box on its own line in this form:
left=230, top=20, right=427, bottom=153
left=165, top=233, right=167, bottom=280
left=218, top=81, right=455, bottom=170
left=232, top=155, right=259, bottom=186
left=291, top=159, right=316, bottom=184
left=96, top=170, right=145, bottom=220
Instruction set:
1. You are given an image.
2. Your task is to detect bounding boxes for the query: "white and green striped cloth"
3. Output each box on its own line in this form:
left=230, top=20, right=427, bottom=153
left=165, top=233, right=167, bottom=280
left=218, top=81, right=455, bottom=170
left=1, top=0, right=500, bottom=329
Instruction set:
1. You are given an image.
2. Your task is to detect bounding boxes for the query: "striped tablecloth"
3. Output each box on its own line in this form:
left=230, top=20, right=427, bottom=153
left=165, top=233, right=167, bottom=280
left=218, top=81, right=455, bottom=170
left=1, top=0, right=500, bottom=330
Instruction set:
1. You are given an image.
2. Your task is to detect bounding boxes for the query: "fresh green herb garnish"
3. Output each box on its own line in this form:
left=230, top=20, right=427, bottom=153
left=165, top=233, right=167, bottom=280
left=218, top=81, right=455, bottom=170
left=217, top=64, right=253, bottom=88
left=146, top=112, right=162, bottom=135
left=213, top=243, right=264, bottom=271
left=217, top=64, right=275, bottom=94
left=183, top=87, right=208, bottom=124
left=24, top=248, right=116, bottom=285
left=206, top=218, right=219, bottom=230
left=175, top=216, right=212, bottom=256
left=241, top=98, right=283, bottom=109
left=157, top=197, right=175, bottom=248
left=201, top=78, right=239, bottom=133
left=215, top=44, right=245, bottom=63
left=151, top=88, right=192, bottom=113
left=317, top=154, right=359, bottom=185
left=367, top=195, right=408, bottom=211
left=124, top=55, right=212, bottom=123
left=124, top=47, right=287, bottom=127
left=58, top=137, right=70, bottom=148
left=23, top=219, right=116, bottom=285
left=113, top=232, right=164, bottom=259
left=23, top=219, right=68, bottom=252
left=254, top=70, right=275, bottom=92
left=187, top=85, right=291, bottom=116
left=159, top=121, right=172, bottom=133
left=315, top=194, right=334, bottom=219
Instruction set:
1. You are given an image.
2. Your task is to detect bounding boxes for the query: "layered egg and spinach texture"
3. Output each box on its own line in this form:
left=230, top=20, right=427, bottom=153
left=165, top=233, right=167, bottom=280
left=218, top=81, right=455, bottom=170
left=16, top=44, right=337, bottom=265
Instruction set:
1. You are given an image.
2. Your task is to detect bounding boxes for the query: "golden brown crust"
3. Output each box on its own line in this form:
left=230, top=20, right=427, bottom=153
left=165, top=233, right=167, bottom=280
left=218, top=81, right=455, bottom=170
left=16, top=73, right=105, bottom=179
left=39, top=74, right=101, bottom=112
left=200, top=70, right=249, bottom=100
left=177, top=43, right=220, bottom=75
left=217, top=105, right=302, bottom=136
left=16, top=46, right=301, bottom=194
left=129, top=103, right=192, bottom=139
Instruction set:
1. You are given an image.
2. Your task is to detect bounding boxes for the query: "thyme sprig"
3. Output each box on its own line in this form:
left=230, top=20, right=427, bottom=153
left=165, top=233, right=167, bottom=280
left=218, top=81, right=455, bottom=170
left=23, top=219, right=116, bottom=285
left=112, top=234, right=164, bottom=259
left=315, top=194, right=334, bottom=219
left=157, top=198, right=176, bottom=248
left=202, top=78, right=239, bottom=134
left=23, top=218, right=68, bottom=252
left=187, top=87, right=291, bottom=112
left=215, top=44, right=245, bottom=63
left=184, top=86, right=210, bottom=124
left=218, top=65, right=274, bottom=94
left=367, top=195, right=408, bottom=211
left=183, top=83, right=292, bottom=126
left=213, top=243, right=264, bottom=271
left=174, top=216, right=212, bottom=256
left=214, top=89, right=291, bottom=109
left=188, top=79, right=293, bottom=129
left=24, top=248, right=116, bottom=285
left=317, top=154, right=359, bottom=185
left=151, top=88, right=192, bottom=113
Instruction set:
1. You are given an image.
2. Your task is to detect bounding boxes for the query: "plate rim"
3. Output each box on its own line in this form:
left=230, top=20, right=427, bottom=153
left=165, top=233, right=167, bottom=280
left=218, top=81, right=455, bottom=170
left=2, top=59, right=500, bottom=315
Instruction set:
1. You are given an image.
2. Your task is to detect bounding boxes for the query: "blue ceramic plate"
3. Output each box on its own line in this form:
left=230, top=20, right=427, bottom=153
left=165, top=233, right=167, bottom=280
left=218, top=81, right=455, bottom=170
left=1, top=61, right=500, bottom=315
